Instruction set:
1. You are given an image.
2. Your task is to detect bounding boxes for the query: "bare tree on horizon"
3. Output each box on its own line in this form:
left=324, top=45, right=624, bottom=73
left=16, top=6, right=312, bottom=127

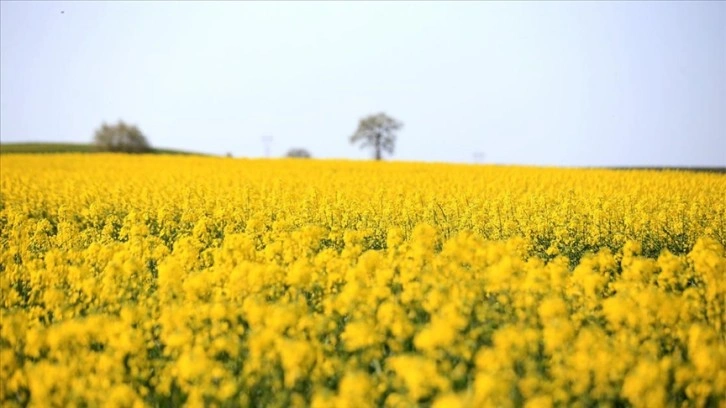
left=350, top=113, right=402, bottom=161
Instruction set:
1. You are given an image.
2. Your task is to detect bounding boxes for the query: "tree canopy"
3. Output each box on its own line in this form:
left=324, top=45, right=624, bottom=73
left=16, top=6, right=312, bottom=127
left=93, top=121, right=151, bottom=153
left=286, top=148, right=312, bottom=158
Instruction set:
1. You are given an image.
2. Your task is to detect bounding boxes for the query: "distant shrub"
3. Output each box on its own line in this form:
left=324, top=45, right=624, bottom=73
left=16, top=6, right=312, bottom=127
left=93, top=121, right=151, bottom=153
left=286, top=148, right=312, bottom=158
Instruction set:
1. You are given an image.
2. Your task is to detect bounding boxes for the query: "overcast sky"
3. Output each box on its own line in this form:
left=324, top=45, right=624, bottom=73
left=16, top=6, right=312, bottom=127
left=1, top=1, right=724, bottom=166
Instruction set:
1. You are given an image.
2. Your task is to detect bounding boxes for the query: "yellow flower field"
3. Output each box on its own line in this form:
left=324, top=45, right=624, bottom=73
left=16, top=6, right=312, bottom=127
left=1, top=154, right=724, bottom=407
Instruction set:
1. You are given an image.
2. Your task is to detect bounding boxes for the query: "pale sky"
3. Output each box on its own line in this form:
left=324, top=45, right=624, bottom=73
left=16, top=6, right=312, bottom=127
left=1, top=1, right=724, bottom=166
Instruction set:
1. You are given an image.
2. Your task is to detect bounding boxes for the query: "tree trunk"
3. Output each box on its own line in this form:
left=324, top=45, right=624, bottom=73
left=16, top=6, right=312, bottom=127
left=374, top=133, right=382, bottom=161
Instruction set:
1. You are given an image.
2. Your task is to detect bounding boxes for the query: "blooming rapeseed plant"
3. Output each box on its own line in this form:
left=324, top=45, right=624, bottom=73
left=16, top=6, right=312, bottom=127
left=1, top=154, right=725, bottom=406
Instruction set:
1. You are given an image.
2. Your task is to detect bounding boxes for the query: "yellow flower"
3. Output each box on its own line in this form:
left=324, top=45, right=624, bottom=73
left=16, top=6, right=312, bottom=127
left=342, top=320, right=380, bottom=352
left=2, top=154, right=724, bottom=406
left=335, top=371, right=375, bottom=408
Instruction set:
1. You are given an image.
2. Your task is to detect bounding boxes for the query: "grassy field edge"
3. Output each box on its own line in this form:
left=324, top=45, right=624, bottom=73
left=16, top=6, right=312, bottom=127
left=0, top=142, right=205, bottom=156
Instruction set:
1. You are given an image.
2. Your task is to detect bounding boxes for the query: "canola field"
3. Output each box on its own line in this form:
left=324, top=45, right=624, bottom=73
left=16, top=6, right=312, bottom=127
left=1, top=154, right=725, bottom=407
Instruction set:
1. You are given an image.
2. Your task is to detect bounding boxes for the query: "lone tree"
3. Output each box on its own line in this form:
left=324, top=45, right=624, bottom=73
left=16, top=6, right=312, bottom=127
left=93, top=121, right=151, bottom=153
left=350, top=113, right=402, bottom=161
left=286, top=148, right=312, bottom=158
